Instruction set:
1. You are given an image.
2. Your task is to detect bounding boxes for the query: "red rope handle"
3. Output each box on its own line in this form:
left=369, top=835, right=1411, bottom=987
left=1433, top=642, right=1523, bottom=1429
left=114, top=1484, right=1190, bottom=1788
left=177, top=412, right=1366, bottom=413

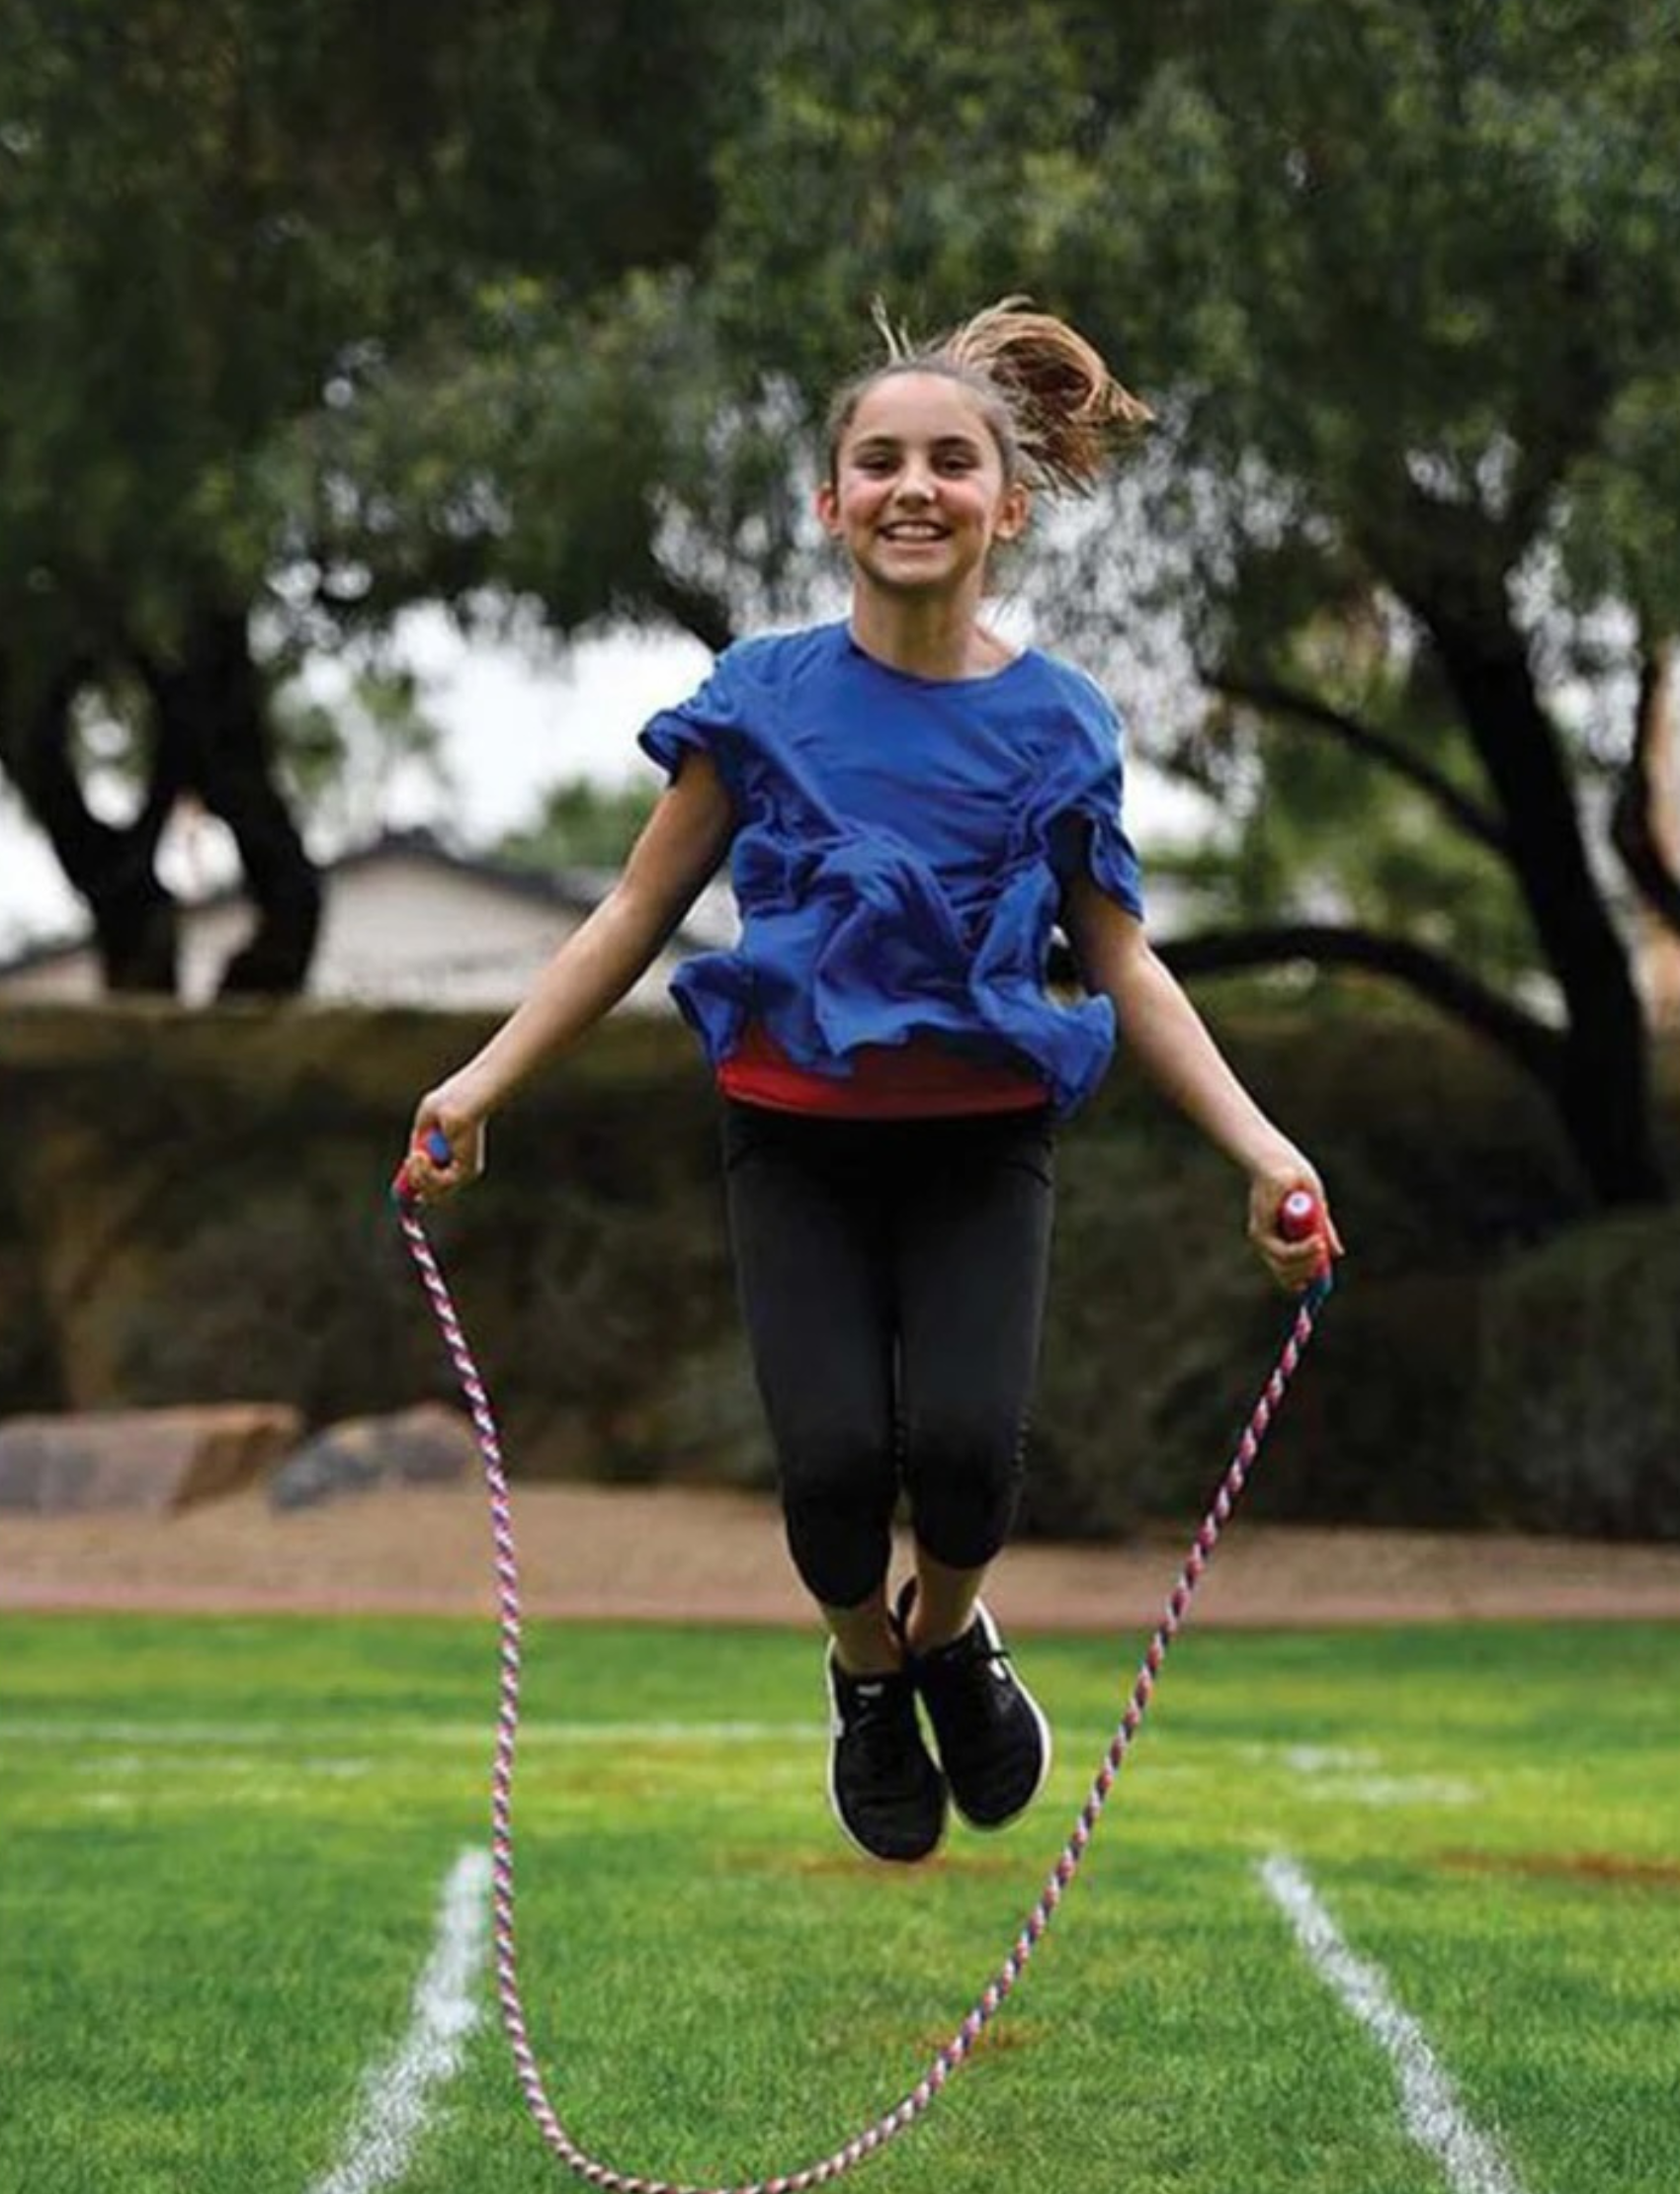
left=394, top=1177, right=1331, bottom=2194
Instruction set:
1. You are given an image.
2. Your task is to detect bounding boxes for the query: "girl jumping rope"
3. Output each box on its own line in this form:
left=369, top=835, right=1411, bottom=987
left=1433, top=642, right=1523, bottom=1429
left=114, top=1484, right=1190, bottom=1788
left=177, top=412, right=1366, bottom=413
left=400, top=299, right=1343, bottom=1868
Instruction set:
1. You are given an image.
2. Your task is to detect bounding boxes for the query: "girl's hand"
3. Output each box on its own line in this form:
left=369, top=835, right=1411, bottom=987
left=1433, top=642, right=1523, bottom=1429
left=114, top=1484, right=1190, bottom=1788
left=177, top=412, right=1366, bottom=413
left=398, top=1081, right=491, bottom=1205
left=1246, top=1153, right=1344, bottom=1293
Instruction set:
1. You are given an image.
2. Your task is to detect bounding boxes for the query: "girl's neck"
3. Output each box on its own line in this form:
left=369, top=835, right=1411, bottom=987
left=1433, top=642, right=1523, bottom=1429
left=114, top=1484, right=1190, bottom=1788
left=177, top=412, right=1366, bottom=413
left=847, top=591, right=1015, bottom=682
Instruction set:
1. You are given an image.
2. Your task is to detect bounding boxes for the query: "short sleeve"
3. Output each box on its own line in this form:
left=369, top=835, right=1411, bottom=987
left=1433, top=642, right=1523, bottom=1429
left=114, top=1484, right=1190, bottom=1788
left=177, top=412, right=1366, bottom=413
left=638, top=647, right=747, bottom=784
left=1045, top=679, right=1145, bottom=920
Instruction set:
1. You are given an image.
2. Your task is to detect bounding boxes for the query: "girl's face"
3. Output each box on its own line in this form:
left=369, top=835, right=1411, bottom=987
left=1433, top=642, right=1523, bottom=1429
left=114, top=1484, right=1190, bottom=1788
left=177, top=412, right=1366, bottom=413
left=816, top=373, right=1030, bottom=604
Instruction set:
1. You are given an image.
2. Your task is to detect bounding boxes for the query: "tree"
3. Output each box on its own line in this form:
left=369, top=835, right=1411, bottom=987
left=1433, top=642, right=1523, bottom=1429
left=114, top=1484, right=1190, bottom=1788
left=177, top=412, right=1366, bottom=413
left=1142, top=590, right=1545, bottom=993
left=272, top=665, right=455, bottom=852
left=1615, top=639, right=1680, bottom=1023
left=0, top=0, right=748, bottom=993
left=1118, top=2, right=1680, bottom=1207
left=495, top=779, right=660, bottom=873
left=675, top=0, right=1680, bottom=1206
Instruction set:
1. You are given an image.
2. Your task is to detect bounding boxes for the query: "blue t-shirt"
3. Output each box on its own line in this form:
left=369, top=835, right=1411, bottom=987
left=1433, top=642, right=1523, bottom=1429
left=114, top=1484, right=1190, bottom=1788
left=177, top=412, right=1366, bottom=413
left=638, top=621, right=1145, bottom=1120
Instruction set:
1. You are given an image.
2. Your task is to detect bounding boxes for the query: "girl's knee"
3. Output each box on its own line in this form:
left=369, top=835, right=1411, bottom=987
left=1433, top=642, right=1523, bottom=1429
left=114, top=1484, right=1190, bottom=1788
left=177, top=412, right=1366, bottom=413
left=899, top=1411, right=1025, bottom=1570
left=776, top=1421, right=897, bottom=1608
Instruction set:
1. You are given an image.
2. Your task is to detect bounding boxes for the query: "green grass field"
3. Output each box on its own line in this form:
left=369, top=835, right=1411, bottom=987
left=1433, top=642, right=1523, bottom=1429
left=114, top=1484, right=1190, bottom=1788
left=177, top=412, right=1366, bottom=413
left=3, top=1613, right=1676, bottom=2194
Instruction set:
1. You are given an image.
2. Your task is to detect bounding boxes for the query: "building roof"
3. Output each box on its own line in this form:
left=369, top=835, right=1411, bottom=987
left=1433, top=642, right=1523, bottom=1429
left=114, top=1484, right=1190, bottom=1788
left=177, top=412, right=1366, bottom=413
left=0, top=825, right=733, bottom=1009
left=0, top=825, right=727, bottom=974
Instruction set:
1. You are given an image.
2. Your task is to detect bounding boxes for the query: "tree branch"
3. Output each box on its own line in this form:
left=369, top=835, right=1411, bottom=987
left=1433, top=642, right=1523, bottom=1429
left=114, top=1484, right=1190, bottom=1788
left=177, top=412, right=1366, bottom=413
left=1208, top=671, right=1509, bottom=855
left=1609, top=635, right=1680, bottom=938
left=1051, top=919, right=1561, bottom=1093
left=136, top=606, right=321, bottom=996
left=646, top=568, right=736, bottom=656
left=0, top=652, right=179, bottom=990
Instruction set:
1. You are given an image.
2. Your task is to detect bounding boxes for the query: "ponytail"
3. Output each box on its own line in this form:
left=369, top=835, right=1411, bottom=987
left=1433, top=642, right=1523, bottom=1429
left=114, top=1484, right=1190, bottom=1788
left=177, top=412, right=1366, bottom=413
left=828, top=295, right=1153, bottom=493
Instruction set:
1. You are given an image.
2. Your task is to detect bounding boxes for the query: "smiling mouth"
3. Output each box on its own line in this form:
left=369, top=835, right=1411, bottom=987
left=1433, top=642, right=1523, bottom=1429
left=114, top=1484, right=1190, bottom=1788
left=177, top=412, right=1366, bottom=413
left=879, top=524, right=950, bottom=544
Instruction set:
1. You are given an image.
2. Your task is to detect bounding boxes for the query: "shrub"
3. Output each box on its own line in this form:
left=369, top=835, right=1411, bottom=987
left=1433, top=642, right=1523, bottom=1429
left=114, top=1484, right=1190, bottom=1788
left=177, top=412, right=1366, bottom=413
left=3, top=1001, right=1677, bottom=1540
left=1469, top=1214, right=1680, bottom=1538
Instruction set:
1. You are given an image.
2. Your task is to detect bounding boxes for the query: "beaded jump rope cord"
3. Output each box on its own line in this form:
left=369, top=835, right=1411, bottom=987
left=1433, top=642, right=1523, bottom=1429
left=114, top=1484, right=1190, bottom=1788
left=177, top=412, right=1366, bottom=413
left=393, top=1144, right=1332, bottom=2194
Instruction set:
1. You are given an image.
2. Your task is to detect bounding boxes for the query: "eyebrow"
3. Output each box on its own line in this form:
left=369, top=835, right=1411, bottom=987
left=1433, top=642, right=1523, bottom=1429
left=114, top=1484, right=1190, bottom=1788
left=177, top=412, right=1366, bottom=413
left=849, top=432, right=986, bottom=457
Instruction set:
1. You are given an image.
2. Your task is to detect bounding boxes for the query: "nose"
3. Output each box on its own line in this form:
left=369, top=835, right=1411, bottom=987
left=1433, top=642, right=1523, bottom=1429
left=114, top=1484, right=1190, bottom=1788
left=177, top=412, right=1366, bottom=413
left=892, top=456, right=937, bottom=504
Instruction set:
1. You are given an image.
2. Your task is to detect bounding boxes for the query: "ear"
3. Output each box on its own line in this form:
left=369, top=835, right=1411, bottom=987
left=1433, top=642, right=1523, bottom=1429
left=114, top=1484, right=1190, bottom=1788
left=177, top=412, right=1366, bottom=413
left=814, top=480, right=843, bottom=537
left=993, top=482, right=1032, bottom=543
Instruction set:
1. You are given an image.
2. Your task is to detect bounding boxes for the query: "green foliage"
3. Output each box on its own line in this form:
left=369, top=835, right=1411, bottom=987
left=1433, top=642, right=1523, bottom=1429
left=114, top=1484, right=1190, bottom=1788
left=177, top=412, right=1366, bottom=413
left=496, top=777, right=659, bottom=872
left=2, top=0, right=469, bottom=641
left=287, top=271, right=738, bottom=640
left=1470, top=1211, right=1680, bottom=1536
left=0, top=0, right=759, bottom=983
left=271, top=665, right=455, bottom=846
left=3, top=1002, right=1676, bottom=1536
left=8, top=0, right=1676, bottom=1127
left=707, top=0, right=1113, bottom=386
left=1167, top=625, right=1543, bottom=983
left=0, top=1157, right=58, bottom=1413
left=0, top=0, right=752, bottom=646
left=1028, top=1002, right=1595, bottom=1539
left=701, top=0, right=1680, bottom=726
left=684, top=0, right=1680, bottom=1203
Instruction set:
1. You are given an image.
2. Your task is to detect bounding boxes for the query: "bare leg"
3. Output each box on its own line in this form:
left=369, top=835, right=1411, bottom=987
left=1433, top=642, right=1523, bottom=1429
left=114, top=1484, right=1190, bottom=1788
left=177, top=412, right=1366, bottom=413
left=904, top=1548, right=986, bottom=1654
left=823, top=1586, right=902, bottom=1676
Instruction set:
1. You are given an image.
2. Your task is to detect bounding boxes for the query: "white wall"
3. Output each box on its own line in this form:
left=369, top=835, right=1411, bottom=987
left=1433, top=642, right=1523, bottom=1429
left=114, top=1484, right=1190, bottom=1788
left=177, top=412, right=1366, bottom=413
left=0, top=853, right=709, bottom=1013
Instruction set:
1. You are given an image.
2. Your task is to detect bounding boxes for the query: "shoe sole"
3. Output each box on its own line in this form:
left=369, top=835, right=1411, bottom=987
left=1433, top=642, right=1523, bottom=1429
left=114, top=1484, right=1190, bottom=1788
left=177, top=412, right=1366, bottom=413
left=825, top=1646, right=949, bottom=1866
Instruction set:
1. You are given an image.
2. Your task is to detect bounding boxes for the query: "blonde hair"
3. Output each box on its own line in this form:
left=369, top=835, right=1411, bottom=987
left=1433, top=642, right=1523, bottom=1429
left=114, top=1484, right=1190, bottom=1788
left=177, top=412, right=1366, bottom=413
left=825, top=295, right=1153, bottom=494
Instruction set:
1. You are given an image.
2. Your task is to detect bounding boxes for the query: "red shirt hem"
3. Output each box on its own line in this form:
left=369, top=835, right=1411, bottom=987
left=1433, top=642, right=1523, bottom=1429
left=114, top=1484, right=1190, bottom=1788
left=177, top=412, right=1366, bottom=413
left=717, top=1023, right=1049, bottom=1119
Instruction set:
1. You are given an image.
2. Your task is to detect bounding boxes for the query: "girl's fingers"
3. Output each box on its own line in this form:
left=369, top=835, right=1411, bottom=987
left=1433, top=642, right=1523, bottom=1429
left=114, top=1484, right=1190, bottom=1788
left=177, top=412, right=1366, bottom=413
left=398, top=1111, right=485, bottom=1205
left=395, top=1112, right=456, bottom=1204
left=1251, top=1181, right=1341, bottom=1292
left=1269, top=1243, right=1324, bottom=1291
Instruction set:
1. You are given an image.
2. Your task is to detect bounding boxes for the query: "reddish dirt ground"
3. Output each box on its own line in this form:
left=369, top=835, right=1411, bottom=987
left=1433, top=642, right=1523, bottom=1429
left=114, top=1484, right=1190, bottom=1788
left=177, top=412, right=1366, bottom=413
left=6, top=1480, right=1680, bottom=1630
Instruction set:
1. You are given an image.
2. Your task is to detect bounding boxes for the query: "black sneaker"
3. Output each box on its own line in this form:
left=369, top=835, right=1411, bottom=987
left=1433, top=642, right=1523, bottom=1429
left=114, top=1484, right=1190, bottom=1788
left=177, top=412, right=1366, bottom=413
left=896, top=1587, right=1051, bottom=1830
left=825, top=1647, right=948, bottom=1864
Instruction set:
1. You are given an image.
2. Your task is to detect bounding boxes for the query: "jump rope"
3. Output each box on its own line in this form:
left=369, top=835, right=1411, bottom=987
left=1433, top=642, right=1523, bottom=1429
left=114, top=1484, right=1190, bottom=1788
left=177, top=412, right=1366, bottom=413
left=394, top=1131, right=1333, bottom=2194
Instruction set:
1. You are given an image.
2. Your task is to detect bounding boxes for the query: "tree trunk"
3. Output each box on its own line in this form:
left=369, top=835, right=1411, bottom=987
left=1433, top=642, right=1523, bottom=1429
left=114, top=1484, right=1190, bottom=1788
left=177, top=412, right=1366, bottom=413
left=1429, top=610, right=1664, bottom=1208
left=140, top=607, right=321, bottom=996
left=1613, top=638, right=1680, bottom=1027
left=0, top=657, right=180, bottom=991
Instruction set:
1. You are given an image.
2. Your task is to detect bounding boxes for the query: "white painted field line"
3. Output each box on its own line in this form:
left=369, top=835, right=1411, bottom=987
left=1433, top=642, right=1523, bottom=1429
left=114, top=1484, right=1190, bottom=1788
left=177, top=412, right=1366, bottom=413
left=307, top=1846, right=491, bottom=2194
left=1259, top=1855, right=1531, bottom=2194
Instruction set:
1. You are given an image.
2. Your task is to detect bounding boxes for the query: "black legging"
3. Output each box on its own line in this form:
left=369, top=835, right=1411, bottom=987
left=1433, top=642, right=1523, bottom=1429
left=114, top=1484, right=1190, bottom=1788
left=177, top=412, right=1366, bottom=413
left=721, top=1099, right=1055, bottom=1609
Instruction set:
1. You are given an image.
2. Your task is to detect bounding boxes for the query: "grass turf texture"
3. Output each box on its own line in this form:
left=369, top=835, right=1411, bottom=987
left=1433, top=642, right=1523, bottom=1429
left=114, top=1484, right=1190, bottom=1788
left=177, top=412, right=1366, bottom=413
left=3, top=1615, right=1676, bottom=2194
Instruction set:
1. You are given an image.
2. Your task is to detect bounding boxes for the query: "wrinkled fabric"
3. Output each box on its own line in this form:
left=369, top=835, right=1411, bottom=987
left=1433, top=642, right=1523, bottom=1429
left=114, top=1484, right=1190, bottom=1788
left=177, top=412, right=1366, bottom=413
left=638, top=623, right=1144, bottom=1120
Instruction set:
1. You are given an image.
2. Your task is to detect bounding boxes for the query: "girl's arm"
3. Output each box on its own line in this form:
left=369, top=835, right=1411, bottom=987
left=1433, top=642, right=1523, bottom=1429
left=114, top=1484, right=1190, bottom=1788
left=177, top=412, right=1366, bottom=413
left=401, top=754, right=734, bottom=1202
left=1061, top=873, right=1344, bottom=1289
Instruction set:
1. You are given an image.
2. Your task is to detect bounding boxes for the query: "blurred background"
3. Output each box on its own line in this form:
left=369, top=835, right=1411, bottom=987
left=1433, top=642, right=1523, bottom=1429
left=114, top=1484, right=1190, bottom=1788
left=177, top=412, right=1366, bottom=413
left=2, top=0, right=1677, bottom=1541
